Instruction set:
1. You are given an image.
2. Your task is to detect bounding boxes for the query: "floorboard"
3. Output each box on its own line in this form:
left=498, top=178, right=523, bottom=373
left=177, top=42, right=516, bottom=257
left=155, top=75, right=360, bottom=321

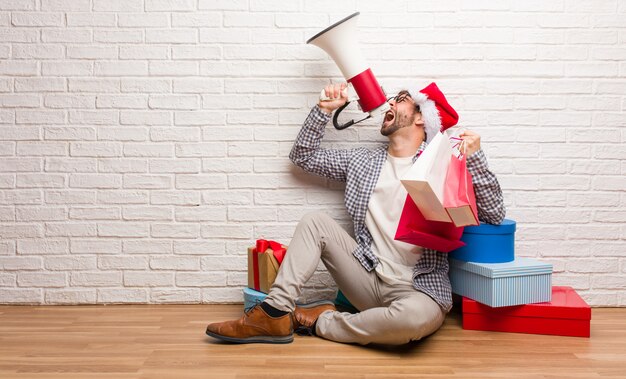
left=0, top=305, right=624, bottom=378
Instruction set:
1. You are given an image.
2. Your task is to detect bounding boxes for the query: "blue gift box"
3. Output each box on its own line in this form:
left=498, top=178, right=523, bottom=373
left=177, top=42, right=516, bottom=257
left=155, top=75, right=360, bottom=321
left=449, top=257, right=552, bottom=307
left=449, top=219, right=516, bottom=263
left=243, top=287, right=267, bottom=309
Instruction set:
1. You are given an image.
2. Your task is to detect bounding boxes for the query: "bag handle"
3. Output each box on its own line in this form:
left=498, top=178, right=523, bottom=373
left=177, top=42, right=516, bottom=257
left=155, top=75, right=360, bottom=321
left=449, top=135, right=467, bottom=160
left=460, top=139, right=468, bottom=160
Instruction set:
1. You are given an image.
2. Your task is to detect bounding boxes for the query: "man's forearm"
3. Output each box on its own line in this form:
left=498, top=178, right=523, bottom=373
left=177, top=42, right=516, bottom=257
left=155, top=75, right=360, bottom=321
left=289, top=105, right=331, bottom=168
left=288, top=105, right=351, bottom=182
left=467, top=149, right=506, bottom=224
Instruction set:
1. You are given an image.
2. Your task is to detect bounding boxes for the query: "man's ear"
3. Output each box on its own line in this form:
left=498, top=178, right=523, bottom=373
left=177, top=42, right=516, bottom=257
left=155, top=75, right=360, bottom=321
left=413, top=112, right=425, bottom=128
left=413, top=113, right=426, bottom=141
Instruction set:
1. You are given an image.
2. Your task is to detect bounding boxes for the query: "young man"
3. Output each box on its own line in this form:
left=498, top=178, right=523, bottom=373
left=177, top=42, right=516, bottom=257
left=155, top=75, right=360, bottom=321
left=206, top=82, right=505, bottom=345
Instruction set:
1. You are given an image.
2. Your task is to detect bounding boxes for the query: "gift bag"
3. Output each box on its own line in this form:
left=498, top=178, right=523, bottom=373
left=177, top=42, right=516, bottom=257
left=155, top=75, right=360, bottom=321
left=394, top=194, right=465, bottom=252
left=247, top=239, right=287, bottom=294
left=443, top=150, right=479, bottom=227
left=401, top=131, right=453, bottom=222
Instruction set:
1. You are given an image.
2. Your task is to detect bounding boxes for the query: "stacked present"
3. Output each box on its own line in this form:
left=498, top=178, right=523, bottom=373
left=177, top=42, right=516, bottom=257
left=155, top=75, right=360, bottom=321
left=448, top=220, right=591, bottom=338
left=243, top=239, right=287, bottom=309
left=244, top=239, right=358, bottom=312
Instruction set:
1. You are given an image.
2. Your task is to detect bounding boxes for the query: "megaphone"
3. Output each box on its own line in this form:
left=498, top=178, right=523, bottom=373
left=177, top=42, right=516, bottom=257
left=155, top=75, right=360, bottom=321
left=307, top=12, right=390, bottom=130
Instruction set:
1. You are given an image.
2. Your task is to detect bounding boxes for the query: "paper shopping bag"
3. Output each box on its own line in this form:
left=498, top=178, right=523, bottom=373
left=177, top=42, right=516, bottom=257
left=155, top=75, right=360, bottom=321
left=443, top=152, right=479, bottom=227
left=401, top=131, right=453, bottom=222
left=247, top=239, right=287, bottom=294
left=394, top=194, right=465, bottom=252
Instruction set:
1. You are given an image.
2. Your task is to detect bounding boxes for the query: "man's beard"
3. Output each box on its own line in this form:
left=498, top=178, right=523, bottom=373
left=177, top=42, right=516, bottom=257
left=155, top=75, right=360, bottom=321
left=380, top=111, right=413, bottom=136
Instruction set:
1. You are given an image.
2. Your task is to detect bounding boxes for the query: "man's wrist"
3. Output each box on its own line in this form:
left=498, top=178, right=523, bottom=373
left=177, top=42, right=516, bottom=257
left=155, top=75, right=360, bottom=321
left=317, top=104, right=332, bottom=116
left=308, top=104, right=332, bottom=127
left=466, top=149, right=488, bottom=172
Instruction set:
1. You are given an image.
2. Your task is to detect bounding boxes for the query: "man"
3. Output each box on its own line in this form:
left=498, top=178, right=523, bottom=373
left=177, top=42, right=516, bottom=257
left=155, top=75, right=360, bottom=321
left=206, top=82, right=505, bottom=345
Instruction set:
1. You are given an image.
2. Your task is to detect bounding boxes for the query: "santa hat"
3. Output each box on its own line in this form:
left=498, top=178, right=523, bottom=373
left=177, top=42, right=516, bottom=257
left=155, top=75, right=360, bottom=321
left=408, top=82, right=459, bottom=143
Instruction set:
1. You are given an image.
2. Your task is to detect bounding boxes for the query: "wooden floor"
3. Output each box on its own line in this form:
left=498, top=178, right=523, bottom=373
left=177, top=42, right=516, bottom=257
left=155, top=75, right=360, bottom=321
left=0, top=305, right=624, bottom=379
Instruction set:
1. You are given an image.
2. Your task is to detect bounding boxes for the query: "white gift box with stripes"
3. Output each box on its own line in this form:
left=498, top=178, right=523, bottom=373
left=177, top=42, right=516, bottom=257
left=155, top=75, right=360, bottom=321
left=449, top=257, right=553, bottom=307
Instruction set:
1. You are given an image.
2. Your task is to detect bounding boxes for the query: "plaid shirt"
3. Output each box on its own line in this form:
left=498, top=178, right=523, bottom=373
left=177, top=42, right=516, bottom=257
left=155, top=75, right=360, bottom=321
left=289, top=106, right=506, bottom=312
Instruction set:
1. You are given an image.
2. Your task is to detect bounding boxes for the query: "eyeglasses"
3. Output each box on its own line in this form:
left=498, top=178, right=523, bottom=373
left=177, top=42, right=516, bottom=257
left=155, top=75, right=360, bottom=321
left=386, top=93, right=410, bottom=103
left=386, top=93, right=420, bottom=112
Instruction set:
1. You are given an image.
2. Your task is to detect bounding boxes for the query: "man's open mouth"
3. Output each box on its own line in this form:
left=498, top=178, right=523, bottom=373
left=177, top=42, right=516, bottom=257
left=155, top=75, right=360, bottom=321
left=383, top=110, right=395, bottom=126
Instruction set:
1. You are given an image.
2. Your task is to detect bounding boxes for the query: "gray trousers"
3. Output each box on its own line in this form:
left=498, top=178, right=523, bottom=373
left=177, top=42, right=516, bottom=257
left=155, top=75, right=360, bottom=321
left=264, top=211, right=446, bottom=345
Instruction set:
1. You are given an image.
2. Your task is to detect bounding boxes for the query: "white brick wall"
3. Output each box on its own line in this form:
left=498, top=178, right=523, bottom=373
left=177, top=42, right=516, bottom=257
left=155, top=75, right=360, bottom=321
left=0, top=0, right=624, bottom=306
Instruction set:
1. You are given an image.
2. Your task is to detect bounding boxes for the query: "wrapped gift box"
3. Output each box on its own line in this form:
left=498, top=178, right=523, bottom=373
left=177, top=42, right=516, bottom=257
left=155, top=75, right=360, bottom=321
left=462, top=286, right=591, bottom=337
left=449, top=257, right=552, bottom=307
left=449, top=219, right=516, bottom=263
left=247, top=239, right=287, bottom=294
left=243, top=287, right=267, bottom=310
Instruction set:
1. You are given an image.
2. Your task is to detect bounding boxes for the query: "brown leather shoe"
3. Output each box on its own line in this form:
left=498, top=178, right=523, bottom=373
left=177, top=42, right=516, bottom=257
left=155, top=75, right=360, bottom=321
left=205, top=304, right=293, bottom=344
left=293, top=300, right=336, bottom=336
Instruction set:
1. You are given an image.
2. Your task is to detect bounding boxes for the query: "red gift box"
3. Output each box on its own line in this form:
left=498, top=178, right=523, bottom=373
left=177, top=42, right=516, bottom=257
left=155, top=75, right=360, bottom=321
left=462, top=286, right=591, bottom=338
left=247, top=239, right=287, bottom=294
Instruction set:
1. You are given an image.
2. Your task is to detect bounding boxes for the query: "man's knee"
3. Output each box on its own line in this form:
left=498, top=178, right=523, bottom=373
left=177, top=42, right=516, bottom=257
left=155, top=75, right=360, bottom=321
left=404, top=312, right=442, bottom=341
left=299, top=211, right=331, bottom=228
left=391, top=297, right=445, bottom=342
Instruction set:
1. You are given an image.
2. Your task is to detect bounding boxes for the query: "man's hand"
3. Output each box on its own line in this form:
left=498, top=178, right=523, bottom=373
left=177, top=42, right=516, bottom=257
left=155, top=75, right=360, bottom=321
left=318, top=82, right=348, bottom=115
left=459, top=130, right=481, bottom=156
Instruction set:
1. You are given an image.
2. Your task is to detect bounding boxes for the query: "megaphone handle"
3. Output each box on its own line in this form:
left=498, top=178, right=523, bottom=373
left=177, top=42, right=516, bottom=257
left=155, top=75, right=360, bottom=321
left=319, top=89, right=348, bottom=102
left=332, top=101, right=354, bottom=130
left=319, top=84, right=358, bottom=102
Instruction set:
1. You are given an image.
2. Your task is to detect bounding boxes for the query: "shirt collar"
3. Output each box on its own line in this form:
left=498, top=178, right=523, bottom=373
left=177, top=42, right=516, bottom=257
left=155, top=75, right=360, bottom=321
left=412, top=141, right=428, bottom=162
left=382, top=141, right=427, bottom=162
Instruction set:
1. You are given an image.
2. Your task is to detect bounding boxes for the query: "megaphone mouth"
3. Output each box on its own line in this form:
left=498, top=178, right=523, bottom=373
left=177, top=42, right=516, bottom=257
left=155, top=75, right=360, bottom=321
left=306, top=12, right=360, bottom=45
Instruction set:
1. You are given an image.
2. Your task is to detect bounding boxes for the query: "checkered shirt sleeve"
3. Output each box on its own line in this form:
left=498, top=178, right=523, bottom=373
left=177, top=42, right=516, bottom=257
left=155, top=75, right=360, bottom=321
left=288, top=105, right=353, bottom=182
left=467, top=149, right=506, bottom=225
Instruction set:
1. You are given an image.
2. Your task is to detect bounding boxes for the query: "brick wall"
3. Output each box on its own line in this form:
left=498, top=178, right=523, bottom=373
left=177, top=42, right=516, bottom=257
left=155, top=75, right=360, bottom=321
left=0, top=0, right=624, bottom=306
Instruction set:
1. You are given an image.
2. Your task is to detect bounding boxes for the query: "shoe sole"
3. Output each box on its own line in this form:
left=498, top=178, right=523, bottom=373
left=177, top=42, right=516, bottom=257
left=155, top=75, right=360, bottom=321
left=205, top=329, right=294, bottom=344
